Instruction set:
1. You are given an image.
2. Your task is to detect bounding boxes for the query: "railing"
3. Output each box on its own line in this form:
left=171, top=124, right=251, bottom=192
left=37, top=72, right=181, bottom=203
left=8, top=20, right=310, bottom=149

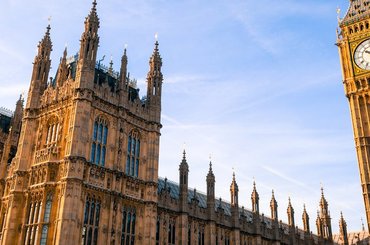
left=34, top=144, right=60, bottom=164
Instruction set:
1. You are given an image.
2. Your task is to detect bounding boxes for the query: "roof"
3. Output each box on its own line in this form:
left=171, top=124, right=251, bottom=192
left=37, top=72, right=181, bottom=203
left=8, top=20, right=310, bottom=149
left=333, top=231, right=370, bottom=244
left=158, top=177, right=261, bottom=223
left=341, top=0, right=370, bottom=26
left=0, top=108, right=12, bottom=133
left=54, top=54, right=142, bottom=102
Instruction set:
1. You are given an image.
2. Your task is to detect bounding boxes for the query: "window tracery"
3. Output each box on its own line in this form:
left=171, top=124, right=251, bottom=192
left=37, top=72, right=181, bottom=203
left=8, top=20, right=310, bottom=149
left=82, top=196, right=101, bottom=245
left=121, top=206, right=136, bottom=245
left=126, top=130, right=140, bottom=177
left=91, top=117, right=108, bottom=166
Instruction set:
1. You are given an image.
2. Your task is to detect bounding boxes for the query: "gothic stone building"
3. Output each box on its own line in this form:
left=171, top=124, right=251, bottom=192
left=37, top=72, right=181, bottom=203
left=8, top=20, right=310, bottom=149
left=0, top=1, right=360, bottom=245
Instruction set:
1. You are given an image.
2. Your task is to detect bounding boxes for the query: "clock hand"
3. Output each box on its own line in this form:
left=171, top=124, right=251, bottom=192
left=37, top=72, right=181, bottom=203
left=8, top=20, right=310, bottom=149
left=365, top=50, right=370, bottom=54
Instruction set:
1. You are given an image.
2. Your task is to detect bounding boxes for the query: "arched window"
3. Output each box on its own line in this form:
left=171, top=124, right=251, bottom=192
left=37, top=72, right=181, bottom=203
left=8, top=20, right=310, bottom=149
left=91, top=117, right=108, bottom=166
left=126, top=130, right=140, bottom=177
left=168, top=220, right=176, bottom=245
left=24, top=196, right=43, bottom=245
left=198, top=226, right=204, bottom=245
left=40, top=194, right=53, bottom=245
left=188, top=224, right=191, bottom=245
left=82, top=196, right=101, bottom=245
left=156, top=217, right=160, bottom=245
left=121, top=206, right=136, bottom=245
left=46, top=117, right=60, bottom=146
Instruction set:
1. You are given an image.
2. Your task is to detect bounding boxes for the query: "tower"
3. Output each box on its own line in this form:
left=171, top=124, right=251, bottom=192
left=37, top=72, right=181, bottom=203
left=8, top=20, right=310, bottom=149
left=337, top=0, right=370, bottom=230
left=0, top=1, right=163, bottom=244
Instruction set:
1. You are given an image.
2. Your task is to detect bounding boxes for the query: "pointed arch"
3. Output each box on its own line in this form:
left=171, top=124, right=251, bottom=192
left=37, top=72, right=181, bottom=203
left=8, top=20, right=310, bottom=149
left=125, top=129, right=141, bottom=177
left=90, top=115, right=109, bottom=166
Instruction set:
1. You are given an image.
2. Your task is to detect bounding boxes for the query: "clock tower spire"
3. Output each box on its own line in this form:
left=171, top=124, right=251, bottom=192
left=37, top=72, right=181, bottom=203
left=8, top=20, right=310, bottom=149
left=337, top=0, right=370, bottom=231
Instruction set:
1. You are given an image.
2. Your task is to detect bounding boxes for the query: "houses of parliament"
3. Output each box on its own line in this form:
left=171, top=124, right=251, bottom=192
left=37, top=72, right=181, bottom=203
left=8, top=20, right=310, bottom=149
left=0, top=0, right=369, bottom=244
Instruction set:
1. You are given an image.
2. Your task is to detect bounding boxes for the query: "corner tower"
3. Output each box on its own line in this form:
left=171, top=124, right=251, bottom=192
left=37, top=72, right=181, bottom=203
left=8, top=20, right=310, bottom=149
left=337, top=0, right=370, bottom=231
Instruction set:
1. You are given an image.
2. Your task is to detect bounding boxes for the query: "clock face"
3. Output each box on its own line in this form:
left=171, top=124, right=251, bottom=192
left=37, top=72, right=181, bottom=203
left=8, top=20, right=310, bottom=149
left=354, top=39, right=370, bottom=70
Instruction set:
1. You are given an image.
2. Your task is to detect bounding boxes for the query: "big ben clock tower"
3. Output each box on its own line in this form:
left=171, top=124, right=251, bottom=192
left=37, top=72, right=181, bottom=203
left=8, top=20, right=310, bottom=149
left=337, top=0, right=370, bottom=231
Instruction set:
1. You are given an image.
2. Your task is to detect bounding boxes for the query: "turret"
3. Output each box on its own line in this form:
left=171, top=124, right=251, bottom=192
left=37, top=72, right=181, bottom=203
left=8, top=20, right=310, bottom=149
left=339, top=212, right=349, bottom=245
left=270, top=190, right=278, bottom=221
left=26, top=24, right=52, bottom=109
left=302, top=204, right=310, bottom=234
left=179, top=150, right=189, bottom=210
left=76, top=0, right=100, bottom=89
left=146, top=38, right=163, bottom=121
left=251, top=180, right=259, bottom=214
left=206, top=160, right=215, bottom=217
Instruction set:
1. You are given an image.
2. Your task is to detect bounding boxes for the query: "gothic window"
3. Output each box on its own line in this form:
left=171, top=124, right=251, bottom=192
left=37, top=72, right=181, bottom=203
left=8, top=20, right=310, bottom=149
left=45, top=117, right=60, bottom=146
left=187, top=225, right=191, bottom=245
left=24, top=197, right=43, bottom=245
left=40, top=194, right=52, bottom=245
left=198, top=226, right=204, bottom=245
left=82, top=196, right=101, bottom=245
left=224, top=234, right=230, bottom=245
left=156, top=217, right=160, bottom=245
left=125, top=130, right=140, bottom=177
left=168, top=220, right=176, bottom=245
left=121, top=206, right=136, bottom=245
left=91, top=117, right=108, bottom=166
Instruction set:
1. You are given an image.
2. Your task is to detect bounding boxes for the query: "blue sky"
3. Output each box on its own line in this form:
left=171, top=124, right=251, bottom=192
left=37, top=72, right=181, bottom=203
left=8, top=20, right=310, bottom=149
left=0, top=0, right=363, bottom=233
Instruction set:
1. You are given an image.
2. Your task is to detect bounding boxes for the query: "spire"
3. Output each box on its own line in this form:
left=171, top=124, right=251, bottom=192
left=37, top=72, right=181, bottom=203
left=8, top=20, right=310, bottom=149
left=318, top=187, right=332, bottom=241
left=340, top=0, right=370, bottom=26
left=179, top=150, right=189, bottom=187
left=316, top=210, right=323, bottom=237
left=230, top=171, right=239, bottom=206
left=108, top=56, right=114, bottom=74
left=287, top=197, right=295, bottom=227
left=251, top=180, right=259, bottom=214
left=119, top=47, right=128, bottom=91
left=146, top=37, right=163, bottom=101
left=179, top=149, right=189, bottom=211
left=206, top=157, right=216, bottom=215
left=319, top=187, right=329, bottom=216
left=302, top=204, right=310, bottom=233
left=27, top=23, right=53, bottom=109
left=77, top=0, right=100, bottom=72
left=339, top=212, right=349, bottom=245
left=56, top=47, right=68, bottom=87
left=270, top=190, right=278, bottom=220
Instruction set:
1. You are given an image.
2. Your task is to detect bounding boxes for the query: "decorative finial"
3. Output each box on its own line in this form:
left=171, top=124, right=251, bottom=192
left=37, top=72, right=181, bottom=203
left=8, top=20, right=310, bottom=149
left=92, top=0, right=97, bottom=10
left=155, top=32, right=158, bottom=41
left=182, top=149, right=186, bottom=160
left=124, top=43, right=128, bottom=54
